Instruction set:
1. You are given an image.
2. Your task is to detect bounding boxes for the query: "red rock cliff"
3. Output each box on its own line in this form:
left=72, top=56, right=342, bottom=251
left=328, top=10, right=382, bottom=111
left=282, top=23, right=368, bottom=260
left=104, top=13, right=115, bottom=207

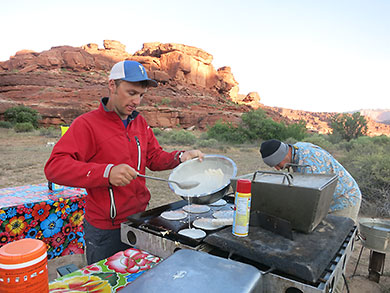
left=0, top=40, right=389, bottom=136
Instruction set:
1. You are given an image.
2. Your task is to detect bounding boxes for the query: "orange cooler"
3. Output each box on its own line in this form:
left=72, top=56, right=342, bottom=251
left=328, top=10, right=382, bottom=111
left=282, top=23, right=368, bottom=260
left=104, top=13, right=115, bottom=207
left=0, top=239, right=48, bottom=293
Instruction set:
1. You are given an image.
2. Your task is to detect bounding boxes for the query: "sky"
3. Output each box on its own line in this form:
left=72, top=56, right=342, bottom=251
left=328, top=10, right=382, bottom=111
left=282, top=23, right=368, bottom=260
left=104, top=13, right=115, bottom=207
left=1, top=0, right=389, bottom=112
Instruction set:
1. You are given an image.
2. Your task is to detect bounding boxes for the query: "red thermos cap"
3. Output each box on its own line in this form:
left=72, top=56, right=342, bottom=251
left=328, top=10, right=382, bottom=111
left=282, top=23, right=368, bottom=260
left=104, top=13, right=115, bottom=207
left=236, top=179, right=251, bottom=193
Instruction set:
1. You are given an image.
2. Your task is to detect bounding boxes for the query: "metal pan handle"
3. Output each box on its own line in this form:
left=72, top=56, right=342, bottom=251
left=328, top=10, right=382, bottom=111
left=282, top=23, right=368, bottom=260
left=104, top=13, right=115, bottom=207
left=284, top=163, right=314, bottom=174
left=252, top=170, right=294, bottom=186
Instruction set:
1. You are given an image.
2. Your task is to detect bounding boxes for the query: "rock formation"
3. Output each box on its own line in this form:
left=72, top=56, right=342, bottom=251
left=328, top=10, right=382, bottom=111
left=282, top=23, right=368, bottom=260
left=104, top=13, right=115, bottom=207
left=0, top=40, right=389, bottom=136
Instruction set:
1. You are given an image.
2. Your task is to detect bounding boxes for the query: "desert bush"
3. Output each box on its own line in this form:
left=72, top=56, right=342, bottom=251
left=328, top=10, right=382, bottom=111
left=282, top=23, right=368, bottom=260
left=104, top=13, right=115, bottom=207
left=160, top=98, right=171, bottom=105
left=196, top=138, right=219, bottom=148
left=207, top=109, right=308, bottom=144
left=152, top=128, right=163, bottom=136
left=326, top=132, right=344, bottom=144
left=0, top=121, right=13, bottom=128
left=241, top=109, right=285, bottom=141
left=302, top=133, right=335, bottom=151
left=4, top=106, right=41, bottom=128
left=14, top=122, right=34, bottom=132
left=330, top=112, right=368, bottom=141
left=206, top=120, right=248, bottom=144
left=39, top=126, right=60, bottom=138
left=338, top=135, right=390, bottom=216
left=154, top=129, right=197, bottom=145
left=169, top=130, right=196, bottom=145
left=282, top=120, right=307, bottom=141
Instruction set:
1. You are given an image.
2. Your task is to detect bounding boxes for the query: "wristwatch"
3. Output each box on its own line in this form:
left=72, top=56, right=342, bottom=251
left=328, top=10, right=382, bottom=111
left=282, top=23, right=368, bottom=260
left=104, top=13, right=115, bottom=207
left=179, top=151, right=184, bottom=163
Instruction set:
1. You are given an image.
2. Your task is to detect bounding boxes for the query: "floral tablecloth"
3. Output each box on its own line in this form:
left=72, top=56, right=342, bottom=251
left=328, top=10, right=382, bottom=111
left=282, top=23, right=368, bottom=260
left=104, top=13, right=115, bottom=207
left=49, top=248, right=162, bottom=292
left=0, top=183, right=86, bottom=259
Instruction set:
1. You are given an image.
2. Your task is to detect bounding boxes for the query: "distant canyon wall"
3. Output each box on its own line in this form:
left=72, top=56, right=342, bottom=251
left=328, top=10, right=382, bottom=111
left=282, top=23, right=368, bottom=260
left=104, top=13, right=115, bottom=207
left=0, top=40, right=389, bottom=136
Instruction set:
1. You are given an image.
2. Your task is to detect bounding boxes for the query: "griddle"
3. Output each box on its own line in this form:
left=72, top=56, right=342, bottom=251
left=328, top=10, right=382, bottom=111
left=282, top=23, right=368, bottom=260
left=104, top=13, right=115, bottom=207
left=204, top=214, right=354, bottom=283
left=126, top=197, right=234, bottom=247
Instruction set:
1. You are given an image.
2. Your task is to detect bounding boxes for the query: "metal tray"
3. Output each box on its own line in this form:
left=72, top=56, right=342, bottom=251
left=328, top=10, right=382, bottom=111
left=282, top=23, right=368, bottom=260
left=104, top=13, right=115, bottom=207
left=231, top=170, right=338, bottom=233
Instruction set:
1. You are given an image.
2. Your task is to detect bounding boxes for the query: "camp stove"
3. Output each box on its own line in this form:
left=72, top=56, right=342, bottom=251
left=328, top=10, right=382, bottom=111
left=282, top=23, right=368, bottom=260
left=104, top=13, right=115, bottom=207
left=121, top=197, right=356, bottom=293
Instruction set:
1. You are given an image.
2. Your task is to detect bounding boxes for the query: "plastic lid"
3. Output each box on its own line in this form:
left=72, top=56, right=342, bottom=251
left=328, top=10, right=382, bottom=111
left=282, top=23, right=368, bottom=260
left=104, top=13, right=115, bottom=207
left=0, top=239, right=46, bottom=264
left=236, top=179, right=251, bottom=193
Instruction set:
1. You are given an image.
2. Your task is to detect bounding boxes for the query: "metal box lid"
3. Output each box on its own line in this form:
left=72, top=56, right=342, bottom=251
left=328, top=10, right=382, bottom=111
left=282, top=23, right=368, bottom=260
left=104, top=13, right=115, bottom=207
left=231, top=171, right=338, bottom=233
left=121, top=249, right=262, bottom=293
left=232, top=171, right=338, bottom=191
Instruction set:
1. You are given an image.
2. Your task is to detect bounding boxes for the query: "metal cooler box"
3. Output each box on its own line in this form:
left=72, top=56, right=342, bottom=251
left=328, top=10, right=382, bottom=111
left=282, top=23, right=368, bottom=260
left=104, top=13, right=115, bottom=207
left=122, top=249, right=262, bottom=292
left=231, top=171, right=338, bottom=233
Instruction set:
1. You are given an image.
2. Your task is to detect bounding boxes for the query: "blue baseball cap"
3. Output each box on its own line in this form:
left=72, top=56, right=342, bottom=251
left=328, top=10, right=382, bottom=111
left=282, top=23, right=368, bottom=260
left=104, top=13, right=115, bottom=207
left=109, top=60, right=157, bottom=87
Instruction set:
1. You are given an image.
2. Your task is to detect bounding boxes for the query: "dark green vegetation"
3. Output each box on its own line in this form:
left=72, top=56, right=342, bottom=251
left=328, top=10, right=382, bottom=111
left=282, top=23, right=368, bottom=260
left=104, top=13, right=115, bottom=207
left=206, top=109, right=307, bottom=143
left=4, top=105, right=41, bottom=132
left=330, top=112, right=368, bottom=141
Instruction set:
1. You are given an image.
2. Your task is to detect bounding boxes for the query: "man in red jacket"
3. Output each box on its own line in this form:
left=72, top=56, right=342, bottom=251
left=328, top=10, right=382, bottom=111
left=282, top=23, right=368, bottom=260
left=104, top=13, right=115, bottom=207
left=45, top=60, right=204, bottom=264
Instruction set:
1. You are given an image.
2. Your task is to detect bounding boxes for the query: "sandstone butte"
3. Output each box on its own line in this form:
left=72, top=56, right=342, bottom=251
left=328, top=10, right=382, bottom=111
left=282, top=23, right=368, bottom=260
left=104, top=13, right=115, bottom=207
left=0, top=40, right=389, bottom=137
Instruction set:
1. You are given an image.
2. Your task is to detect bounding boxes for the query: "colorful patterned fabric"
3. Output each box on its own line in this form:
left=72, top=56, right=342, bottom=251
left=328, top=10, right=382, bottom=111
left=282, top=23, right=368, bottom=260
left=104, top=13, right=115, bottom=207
left=292, top=142, right=362, bottom=211
left=49, top=248, right=162, bottom=292
left=0, top=183, right=86, bottom=259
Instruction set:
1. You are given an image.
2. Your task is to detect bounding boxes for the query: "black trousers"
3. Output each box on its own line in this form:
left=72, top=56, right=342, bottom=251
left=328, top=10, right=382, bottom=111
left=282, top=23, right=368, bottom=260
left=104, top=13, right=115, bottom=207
left=83, top=220, right=131, bottom=265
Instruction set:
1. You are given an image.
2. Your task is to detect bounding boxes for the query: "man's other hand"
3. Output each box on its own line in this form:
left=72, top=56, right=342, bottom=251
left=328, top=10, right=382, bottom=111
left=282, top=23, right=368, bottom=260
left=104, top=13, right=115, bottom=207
left=180, top=150, right=205, bottom=162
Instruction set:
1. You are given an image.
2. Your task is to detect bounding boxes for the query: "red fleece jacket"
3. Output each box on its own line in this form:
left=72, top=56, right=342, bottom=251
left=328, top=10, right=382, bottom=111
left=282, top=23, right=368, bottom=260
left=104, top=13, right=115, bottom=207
left=44, top=100, right=181, bottom=229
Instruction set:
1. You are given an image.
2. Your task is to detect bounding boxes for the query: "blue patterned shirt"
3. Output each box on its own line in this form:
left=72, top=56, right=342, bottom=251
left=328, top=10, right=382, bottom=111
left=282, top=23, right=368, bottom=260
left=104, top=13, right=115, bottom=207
left=292, top=142, right=361, bottom=212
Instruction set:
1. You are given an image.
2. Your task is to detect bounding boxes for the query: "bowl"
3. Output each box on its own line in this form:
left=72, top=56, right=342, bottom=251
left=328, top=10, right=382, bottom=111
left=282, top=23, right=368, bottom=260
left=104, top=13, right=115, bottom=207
left=359, top=217, right=390, bottom=253
left=168, top=154, right=237, bottom=205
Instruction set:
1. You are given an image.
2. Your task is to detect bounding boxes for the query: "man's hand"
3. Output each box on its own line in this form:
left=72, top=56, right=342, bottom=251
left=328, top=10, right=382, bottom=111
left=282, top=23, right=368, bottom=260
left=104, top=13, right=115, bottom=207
left=109, top=164, right=138, bottom=186
left=180, top=150, right=205, bottom=163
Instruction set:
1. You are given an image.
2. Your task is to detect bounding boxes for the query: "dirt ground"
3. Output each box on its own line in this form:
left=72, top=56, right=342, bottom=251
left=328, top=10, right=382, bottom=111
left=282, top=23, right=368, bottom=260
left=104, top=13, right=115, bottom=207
left=1, top=128, right=390, bottom=292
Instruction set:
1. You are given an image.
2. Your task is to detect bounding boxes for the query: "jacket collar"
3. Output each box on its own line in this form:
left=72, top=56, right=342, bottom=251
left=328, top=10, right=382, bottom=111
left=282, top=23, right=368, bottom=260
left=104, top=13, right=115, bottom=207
left=100, top=97, right=139, bottom=121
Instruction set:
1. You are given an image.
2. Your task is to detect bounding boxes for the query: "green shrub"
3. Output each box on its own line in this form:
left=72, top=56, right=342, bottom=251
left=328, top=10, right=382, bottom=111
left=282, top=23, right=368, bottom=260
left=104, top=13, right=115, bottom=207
left=207, top=120, right=248, bottom=144
left=152, top=128, right=163, bottom=136
left=282, top=120, right=307, bottom=141
left=4, top=106, right=41, bottom=128
left=241, top=109, right=284, bottom=141
left=303, top=134, right=334, bottom=151
left=199, top=132, right=209, bottom=140
left=154, top=129, right=197, bottom=145
left=207, top=109, right=309, bottom=144
left=326, top=132, right=344, bottom=144
left=161, top=98, right=171, bottom=105
left=196, top=138, right=219, bottom=148
left=14, top=122, right=34, bottom=132
left=241, top=109, right=307, bottom=141
left=330, top=112, right=368, bottom=141
left=0, top=121, right=13, bottom=128
left=169, top=130, right=196, bottom=145
left=338, top=136, right=390, bottom=216
left=39, top=126, right=60, bottom=138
